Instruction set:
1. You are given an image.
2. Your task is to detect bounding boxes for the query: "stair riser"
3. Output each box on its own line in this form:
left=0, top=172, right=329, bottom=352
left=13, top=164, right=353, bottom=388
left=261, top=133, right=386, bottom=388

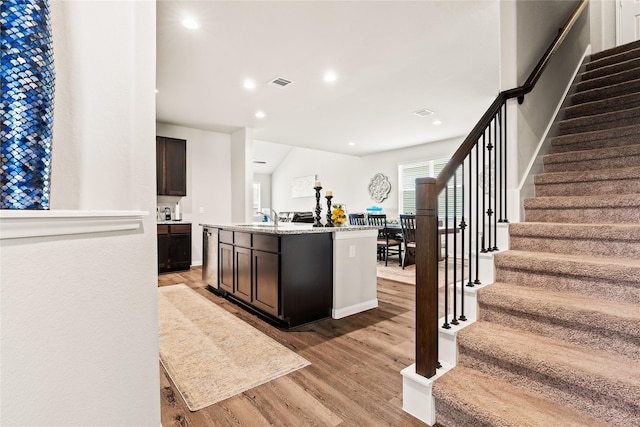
left=570, top=79, right=640, bottom=105
left=494, top=267, right=640, bottom=304
left=581, top=57, right=640, bottom=81
left=525, top=207, right=640, bottom=224
left=563, top=93, right=640, bottom=119
left=478, top=305, right=640, bottom=359
left=588, top=44, right=640, bottom=68
left=557, top=111, right=640, bottom=136
left=575, top=68, right=640, bottom=93
left=551, top=132, right=640, bottom=153
left=508, top=233, right=640, bottom=259
left=534, top=178, right=640, bottom=197
left=434, top=402, right=492, bottom=427
left=544, top=154, right=640, bottom=172
left=456, top=348, right=639, bottom=427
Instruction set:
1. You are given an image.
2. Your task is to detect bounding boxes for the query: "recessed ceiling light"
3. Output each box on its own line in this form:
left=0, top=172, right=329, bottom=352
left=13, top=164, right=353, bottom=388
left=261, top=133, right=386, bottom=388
left=155, top=89, right=159, bottom=94
left=255, top=110, right=266, bottom=119
left=324, top=71, right=337, bottom=82
left=348, top=141, right=356, bottom=146
left=182, top=18, right=198, bottom=30
left=432, top=119, right=443, bottom=126
left=243, top=80, right=256, bottom=90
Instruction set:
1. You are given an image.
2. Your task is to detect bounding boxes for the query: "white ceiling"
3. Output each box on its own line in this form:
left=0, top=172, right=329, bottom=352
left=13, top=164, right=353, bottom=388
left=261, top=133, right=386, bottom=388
left=156, top=1, right=501, bottom=173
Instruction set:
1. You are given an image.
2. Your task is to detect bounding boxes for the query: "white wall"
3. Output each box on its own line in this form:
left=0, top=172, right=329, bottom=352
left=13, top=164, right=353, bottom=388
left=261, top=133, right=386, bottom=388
left=270, top=137, right=463, bottom=220
left=156, top=123, right=233, bottom=265
left=1, top=1, right=160, bottom=425
left=254, top=173, right=272, bottom=212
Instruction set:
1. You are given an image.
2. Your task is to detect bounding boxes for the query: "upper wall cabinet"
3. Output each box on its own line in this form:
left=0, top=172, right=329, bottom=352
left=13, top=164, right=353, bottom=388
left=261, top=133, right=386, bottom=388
left=156, top=136, right=186, bottom=196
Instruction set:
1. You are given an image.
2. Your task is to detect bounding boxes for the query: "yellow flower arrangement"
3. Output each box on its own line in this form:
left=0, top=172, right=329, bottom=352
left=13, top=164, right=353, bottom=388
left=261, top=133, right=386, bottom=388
left=331, top=204, right=346, bottom=226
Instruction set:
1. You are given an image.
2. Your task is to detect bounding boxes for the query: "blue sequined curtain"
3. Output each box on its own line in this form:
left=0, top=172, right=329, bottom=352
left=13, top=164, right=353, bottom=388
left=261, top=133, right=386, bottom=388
left=1, top=0, right=55, bottom=209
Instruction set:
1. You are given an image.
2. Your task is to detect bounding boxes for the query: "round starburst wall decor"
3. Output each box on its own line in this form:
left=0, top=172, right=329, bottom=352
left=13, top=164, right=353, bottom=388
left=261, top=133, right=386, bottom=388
left=368, top=173, right=391, bottom=202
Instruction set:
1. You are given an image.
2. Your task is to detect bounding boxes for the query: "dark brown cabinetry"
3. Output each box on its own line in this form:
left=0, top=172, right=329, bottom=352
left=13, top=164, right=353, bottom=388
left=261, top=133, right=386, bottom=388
left=210, top=228, right=332, bottom=327
left=157, top=223, right=192, bottom=273
left=156, top=136, right=186, bottom=196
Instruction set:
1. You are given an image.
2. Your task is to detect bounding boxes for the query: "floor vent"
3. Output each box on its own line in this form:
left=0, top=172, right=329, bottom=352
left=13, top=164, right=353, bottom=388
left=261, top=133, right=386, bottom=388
left=269, top=77, right=293, bottom=88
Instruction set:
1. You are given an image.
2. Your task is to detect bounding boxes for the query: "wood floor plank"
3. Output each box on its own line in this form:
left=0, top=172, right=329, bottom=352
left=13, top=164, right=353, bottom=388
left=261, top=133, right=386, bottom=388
left=158, top=266, right=427, bottom=425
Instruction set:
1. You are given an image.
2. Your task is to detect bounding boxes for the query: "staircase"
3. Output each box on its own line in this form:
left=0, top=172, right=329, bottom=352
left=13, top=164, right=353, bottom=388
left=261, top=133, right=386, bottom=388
left=432, top=41, right=640, bottom=426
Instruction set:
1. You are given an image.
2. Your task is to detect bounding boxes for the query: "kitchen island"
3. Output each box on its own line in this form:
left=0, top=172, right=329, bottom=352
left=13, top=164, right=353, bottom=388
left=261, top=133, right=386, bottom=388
left=201, top=222, right=378, bottom=328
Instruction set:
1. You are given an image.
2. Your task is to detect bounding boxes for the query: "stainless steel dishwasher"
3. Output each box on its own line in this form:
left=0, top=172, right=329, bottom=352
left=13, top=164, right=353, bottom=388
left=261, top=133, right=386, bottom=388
left=202, top=227, right=219, bottom=291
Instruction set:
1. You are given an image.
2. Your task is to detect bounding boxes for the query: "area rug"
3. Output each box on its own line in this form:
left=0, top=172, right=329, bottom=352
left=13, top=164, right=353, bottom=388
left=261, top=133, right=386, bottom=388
left=158, top=284, right=310, bottom=411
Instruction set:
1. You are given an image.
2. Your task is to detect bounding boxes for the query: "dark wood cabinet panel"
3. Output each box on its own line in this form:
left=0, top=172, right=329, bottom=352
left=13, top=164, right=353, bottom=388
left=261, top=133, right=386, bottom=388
left=252, top=250, right=279, bottom=317
left=157, top=233, right=170, bottom=272
left=208, top=228, right=332, bottom=328
left=234, top=247, right=252, bottom=303
left=157, top=224, right=191, bottom=273
left=219, top=243, right=234, bottom=293
left=156, top=136, right=186, bottom=196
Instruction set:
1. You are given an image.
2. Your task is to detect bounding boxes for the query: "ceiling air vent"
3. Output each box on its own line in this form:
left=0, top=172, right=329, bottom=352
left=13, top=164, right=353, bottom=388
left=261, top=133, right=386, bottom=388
left=413, top=108, right=434, bottom=117
left=268, top=77, right=293, bottom=88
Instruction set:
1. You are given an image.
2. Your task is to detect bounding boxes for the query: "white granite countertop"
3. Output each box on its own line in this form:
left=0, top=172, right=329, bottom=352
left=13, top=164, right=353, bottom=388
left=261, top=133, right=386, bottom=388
left=200, top=222, right=378, bottom=235
left=157, top=220, right=191, bottom=225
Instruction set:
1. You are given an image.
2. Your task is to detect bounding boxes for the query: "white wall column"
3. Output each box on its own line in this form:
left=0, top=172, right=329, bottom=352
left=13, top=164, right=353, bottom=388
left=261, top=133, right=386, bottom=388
left=231, top=127, right=254, bottom=223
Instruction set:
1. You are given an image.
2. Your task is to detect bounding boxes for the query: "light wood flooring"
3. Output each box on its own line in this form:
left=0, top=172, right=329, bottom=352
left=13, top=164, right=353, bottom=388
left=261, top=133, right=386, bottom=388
left=158, top=266, right=427, bottom=426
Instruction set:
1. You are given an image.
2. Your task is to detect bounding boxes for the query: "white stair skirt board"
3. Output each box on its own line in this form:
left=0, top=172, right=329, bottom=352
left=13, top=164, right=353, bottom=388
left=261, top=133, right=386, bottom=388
left=402, top=278, right=493, bottom=424
left=401, top=362, right=453, bottom=426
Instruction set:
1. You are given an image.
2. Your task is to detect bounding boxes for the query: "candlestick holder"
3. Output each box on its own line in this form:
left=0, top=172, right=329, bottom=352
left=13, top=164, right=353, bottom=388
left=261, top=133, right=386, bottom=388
left=313, top=186, right=323, bottom=227
left=325, top=195, right=334, bottom=227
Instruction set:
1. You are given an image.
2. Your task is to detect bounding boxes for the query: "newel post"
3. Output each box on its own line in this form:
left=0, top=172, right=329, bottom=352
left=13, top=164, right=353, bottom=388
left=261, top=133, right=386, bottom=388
left=415, top=177, right=439, bottom=378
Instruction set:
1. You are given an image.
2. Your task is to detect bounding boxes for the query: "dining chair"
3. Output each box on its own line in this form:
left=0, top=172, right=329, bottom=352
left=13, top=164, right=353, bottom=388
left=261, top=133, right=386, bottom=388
left=399, top=214, right=416, bottom=269
left=367, top=214, right=402, bottom=266
left=348, top=213, right=367, bottom=225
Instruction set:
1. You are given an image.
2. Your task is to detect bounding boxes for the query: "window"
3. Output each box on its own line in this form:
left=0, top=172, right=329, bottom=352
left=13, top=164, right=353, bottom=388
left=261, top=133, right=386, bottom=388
left=252, top=183, right=261, bottom=214
left=398, top=159, right=462, bottom=219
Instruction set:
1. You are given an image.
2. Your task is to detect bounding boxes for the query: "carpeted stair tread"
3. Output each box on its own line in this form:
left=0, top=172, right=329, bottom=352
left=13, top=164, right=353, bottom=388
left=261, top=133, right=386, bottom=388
left=588, top=40, right=640, bottom=64
left=580, top=55, right=640, bottom=82
left=562, top=91, right=640, bottom=119
left=432, top=365, right=612, bottom=427
left=477, top=282, right=640, bottom=344
left=549, top=123, right=640, bottom=153
left=556, top=105, right=640, bottom=135
left=574, top=65, right=640, bottom=93
left=543, top=143, right=640, bottom=172
left=524, top=193, right=640, bottom=223
left=494, top=249, right=640, bottom=304
left=456, top=321, right=640, bottom=426
left=508, top=222, right=640, bottom=258
left=569, top=77, right=640, bottom=105
left=534, top=165, right=640, bottom=196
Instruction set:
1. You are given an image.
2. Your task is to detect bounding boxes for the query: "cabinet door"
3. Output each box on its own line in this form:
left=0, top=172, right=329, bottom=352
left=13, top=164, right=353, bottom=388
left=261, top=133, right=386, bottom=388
left=156, top=137, right=164, bottom=195
left=219, top=243, right=234, bottom=293
left=157, top=233, right=170, bottom=273
left=164, top=138, right=186, bottom=196
left=252, top=250, right=280, bottom=317
left=234, top=246, right=252, bottom=303
left=169, top=233, right=191, bottom=270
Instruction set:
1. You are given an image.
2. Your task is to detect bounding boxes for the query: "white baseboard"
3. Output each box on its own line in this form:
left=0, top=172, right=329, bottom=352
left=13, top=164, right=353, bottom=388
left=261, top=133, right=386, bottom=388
left=332, top=298, right=378, bottom=319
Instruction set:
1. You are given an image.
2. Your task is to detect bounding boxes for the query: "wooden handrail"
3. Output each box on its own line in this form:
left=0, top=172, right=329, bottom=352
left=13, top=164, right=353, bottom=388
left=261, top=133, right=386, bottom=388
left=435, top=0, right=588, bottom=194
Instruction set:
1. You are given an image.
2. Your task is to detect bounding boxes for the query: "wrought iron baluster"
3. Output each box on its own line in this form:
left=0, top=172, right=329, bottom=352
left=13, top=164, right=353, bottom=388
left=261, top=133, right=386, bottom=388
left=493, top=113, right=498, bottom=251
left=442, top=185, right=450, bottom=329
left=481, top=131, right=487, bottom=253
left=451, top=173, right=459, bottom=326
left=459, top=163, right=467, bottom=321
left=487, top=120, right=494, bottom=252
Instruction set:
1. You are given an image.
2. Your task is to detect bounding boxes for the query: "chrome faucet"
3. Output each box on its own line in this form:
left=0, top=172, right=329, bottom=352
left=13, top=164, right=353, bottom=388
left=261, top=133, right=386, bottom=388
left=265, top=208, right=279, bottom=226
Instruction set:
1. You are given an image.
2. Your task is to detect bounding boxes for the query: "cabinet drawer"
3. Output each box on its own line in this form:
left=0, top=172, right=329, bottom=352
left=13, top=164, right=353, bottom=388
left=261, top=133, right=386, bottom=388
left=220, top=230, right=233, bottom=244
left=253, top=234, right=279, bottom=253
left=157, top=225, right=169, bottom=234
left=235, top=232, right=252, bottom=248
left=170, top=224, right=191, bottom=234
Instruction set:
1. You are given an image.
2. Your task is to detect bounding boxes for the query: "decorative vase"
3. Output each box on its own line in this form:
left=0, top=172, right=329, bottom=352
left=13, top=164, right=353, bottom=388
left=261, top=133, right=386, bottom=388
left=1, top=0, right=56, bottom=209
left=331, top=204, right=347, bottom=227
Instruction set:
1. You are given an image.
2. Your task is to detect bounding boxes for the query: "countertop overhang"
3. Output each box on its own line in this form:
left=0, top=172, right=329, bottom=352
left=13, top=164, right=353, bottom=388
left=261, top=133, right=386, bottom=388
left=200, top=222, right=378, bottom=235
